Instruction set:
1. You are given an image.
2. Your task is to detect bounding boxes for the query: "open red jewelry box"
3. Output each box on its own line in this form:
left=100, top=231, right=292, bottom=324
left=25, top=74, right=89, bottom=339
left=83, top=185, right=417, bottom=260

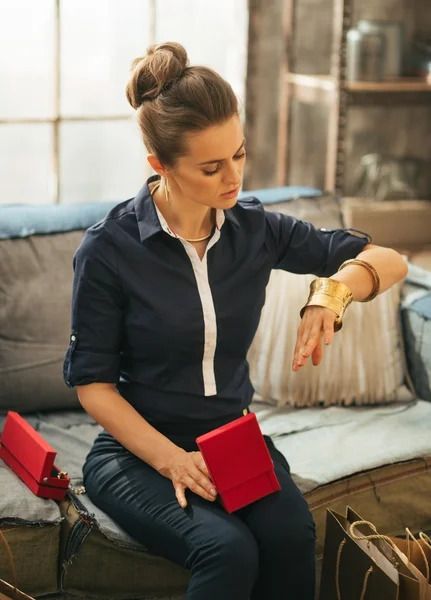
left=0, top=411, right=70, bottom=501
left=196, top=412, right=281, bottom=513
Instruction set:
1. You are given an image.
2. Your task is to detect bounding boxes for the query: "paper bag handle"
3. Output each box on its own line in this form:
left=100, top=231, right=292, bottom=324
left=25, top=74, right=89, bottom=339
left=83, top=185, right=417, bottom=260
left=419, top=532, right=431, bottom=548
left=0, top=528, right=18, bottom=599
left=350, top=520, right=430, bottom=582
left=336, top=538, right=374, bottom=600
left=403, top=529, right=431, bottom=582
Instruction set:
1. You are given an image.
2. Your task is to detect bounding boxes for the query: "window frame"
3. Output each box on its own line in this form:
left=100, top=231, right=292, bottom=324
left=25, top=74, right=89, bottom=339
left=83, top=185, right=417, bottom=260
left=0, top=0, right=156, bottom=204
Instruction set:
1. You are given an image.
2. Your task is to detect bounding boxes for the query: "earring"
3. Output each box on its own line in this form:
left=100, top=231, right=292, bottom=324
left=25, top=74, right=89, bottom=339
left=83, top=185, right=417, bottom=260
left=164, top=178, right=170, bottom=203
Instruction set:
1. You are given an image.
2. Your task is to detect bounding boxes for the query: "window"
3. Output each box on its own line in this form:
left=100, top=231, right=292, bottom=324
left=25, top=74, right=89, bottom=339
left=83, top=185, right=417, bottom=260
left=0, top=0, right=248, bottom=205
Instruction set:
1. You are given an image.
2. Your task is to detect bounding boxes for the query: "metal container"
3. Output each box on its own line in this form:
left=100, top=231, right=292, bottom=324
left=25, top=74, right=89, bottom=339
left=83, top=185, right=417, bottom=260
left=347, top=28, right=363, bottom=82
left=358, top=20, right=404, bottom=78
left=360, top=31, right=386, bottom=81
left=347, top=27, right=386, bottom=82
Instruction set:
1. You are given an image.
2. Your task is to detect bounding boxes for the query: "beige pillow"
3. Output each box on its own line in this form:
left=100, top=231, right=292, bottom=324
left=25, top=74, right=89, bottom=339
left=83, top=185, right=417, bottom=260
left=341, top=199, right=431, bottom=250
left=409, top=245, right=431, bottom=272
left=248, top=270, right=414, bottom=407
left=264, top=193, right=343, bottom=230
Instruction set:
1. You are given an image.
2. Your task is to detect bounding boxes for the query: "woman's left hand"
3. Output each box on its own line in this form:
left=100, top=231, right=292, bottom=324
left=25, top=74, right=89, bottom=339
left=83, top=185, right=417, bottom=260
left=292, top=306, right=337, bottom=372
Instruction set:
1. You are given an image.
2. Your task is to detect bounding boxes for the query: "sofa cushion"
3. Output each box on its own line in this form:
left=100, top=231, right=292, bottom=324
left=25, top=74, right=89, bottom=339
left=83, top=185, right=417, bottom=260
left=257, top=400, right=431, bottom=488
left=248, top=275, right=413, bottom=407
left=0, top=461, right=63, bottom=524
left=0, top=231, right=88, bottom=413
left=402, top=291, right=431, bottom=402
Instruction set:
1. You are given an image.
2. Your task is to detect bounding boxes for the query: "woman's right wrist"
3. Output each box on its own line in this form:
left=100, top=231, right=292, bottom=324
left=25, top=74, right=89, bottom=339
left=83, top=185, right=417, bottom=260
left=300, top=277, right=353, bottom=332
left=153, top=443, right=187, bottom=477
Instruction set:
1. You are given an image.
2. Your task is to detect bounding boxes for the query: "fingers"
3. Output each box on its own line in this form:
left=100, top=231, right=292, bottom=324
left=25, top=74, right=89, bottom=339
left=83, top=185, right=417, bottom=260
left=292, top=335, right=301, bottom=372
left=311, top=339, right=323, bottom=366
left=300, top=321, right=322, bottom=359
left=192, top=453, right=217, bottom=498
left=190, top=460, right=217, bottom=498
left=173, top=454, right=218, bottom=508
left=174, top=483, right=188, bottom=509
left=183, top=475, right=217, bottom=503
left=323, top=314, right=335, bottom=346
left=293, top=307, right=336, bottom=371
left=192, top=451, right=210, bottom=479
left=293, top=320, right=320, bottom=371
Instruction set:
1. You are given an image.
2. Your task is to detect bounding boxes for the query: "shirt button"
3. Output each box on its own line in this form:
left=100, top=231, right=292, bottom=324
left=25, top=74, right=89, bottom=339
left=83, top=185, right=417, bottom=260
left=71, top=335, right=76, bottom=342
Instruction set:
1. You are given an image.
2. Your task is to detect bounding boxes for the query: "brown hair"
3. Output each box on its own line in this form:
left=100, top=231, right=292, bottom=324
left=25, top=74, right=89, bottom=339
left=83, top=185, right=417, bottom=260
left=126, top=42, right=239, bottom=167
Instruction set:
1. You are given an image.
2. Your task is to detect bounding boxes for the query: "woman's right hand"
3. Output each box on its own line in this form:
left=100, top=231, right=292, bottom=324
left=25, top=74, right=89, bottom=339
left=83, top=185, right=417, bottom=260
left=160, top=450, right=218, bottom=508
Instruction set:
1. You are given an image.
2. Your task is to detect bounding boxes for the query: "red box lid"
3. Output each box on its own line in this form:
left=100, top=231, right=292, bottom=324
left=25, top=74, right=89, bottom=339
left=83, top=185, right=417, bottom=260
left=0, top=411, right=57, bottom=482
left=196, top=413, right=274, bottom=494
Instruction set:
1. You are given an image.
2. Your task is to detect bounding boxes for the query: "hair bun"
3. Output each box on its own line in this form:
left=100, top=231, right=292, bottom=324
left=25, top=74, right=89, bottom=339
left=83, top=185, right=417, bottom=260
left=126, top=42, right=189, bottom=109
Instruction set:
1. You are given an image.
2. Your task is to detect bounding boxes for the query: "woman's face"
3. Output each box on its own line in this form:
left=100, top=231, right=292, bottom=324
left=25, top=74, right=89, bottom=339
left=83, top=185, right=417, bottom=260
left=167, top=115, right=246, bottom=210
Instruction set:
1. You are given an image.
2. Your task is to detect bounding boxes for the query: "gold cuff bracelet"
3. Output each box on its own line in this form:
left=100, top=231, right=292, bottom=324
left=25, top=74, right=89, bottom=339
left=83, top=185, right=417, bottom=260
left=300, top=278, right=353, bottom=332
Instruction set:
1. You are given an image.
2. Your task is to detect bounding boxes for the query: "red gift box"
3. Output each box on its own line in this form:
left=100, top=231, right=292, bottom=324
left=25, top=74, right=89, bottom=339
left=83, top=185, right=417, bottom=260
left=0, top=411, right=70, bottom=501
left=196, top=412, right=280, bottom=513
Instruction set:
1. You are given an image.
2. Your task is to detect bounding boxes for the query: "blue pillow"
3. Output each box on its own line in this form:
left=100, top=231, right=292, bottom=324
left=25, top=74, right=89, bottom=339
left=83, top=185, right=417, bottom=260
left=402, top=291, right=431, bottom=402
left=240, top=186, right=322, bottom=205
left=0, top=202, right=118, bottom=240
left=0, top=186, right=323, bottom=240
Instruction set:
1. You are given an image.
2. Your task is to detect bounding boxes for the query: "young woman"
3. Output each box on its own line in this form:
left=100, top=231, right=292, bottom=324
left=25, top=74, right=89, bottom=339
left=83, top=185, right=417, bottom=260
left=64, top=42, right=407, bottom=600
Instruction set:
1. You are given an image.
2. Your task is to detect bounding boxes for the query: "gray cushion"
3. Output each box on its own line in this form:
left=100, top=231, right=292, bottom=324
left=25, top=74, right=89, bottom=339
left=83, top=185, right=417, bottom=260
left=0, top=231, right=85, bottom=413
left=0, top=460, right=62, bottom=523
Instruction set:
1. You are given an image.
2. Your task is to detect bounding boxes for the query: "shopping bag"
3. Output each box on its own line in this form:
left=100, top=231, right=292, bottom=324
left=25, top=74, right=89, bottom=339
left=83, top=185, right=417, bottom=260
left=391, top=533, right=431, bottom=582
left=0, top=530, right=36, bottom=600
left=319, top=507, right=420, bottom=600
left=346, top=508, right=424, bottom=600
left=389, top=531, right=431, bottom=596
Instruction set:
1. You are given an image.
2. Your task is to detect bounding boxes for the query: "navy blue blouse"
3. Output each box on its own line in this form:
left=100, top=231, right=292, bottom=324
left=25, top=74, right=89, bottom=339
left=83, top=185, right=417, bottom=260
left=64, top=175, right=370, bottom=424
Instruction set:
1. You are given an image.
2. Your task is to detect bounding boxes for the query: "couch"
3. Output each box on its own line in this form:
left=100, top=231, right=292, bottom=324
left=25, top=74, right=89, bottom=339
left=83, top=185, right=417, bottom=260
left=1, top=187, right=431, bottom=599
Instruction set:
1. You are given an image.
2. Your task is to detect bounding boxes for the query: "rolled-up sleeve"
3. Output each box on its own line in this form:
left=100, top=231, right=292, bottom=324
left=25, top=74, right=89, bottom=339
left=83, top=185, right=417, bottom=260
left=63, top=229, right=124, bottom=388
left=265, top=211, right=371, bottom=276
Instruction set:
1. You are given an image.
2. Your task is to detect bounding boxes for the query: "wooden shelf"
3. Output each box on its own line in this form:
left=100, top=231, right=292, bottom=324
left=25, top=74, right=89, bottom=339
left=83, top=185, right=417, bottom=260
left=286, top=74, right=336, bottom=104
left=346, top=78, right=431, bottom=92
left=286, top=74, right=431, bottom=105
left=278, top=0, right=431, bottom=194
